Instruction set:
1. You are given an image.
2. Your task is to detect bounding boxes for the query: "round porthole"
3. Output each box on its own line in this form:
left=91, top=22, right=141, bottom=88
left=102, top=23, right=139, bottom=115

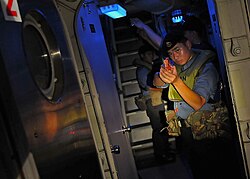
left=22, top=10, right=64, bottom=103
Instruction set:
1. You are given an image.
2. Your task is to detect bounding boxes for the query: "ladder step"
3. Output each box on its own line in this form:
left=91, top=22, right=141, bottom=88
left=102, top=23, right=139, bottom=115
left=116, top=37, right=138, bottom=44
left=126, top=110, right=145, bottom=116
left=121, top=80, right=138, bottom=86
left=119, top=66, right=136, bottom=72
left=117, top=51, right=138, bottom=58
left=132, top=139, right=153, bottom=147
left=123, top=92, right=141, bottom=99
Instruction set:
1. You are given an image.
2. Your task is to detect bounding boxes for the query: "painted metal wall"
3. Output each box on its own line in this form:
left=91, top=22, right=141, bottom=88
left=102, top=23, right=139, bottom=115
left=208, top=0, right=250, bottom=178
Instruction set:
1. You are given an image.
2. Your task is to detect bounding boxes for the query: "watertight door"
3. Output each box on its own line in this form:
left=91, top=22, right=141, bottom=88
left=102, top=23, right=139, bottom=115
left=74, top=2, right=139, bottom=179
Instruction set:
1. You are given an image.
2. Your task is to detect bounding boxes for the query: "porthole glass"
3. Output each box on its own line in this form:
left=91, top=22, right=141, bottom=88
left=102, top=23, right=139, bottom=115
left=22, top=11, right=63, bottom=103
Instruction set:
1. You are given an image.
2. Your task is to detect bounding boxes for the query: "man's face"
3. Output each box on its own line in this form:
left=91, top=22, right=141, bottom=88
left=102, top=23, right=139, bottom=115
left=184, top=30, right=198, bottom=44
left=142, top=51, right=155, bottom=63
left=167, top=42, right=192, bottom=65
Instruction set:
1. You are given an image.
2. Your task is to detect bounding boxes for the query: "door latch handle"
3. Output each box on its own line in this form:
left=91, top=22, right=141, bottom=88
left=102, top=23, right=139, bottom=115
left=122, top=125, right=131, bottom=134
left=111, top=145, right=120, bottom=154
left=230, top=38, right=241, bottom=56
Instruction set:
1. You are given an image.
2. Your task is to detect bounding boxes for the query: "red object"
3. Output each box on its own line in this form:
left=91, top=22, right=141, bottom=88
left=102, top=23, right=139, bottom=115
left=164, top=57, right=172, bottom=70
left=7, top=0, right=17, bottom=16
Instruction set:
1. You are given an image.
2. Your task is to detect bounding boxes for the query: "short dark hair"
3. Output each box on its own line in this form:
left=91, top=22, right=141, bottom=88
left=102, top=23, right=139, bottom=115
left=138, top=44, right=154, bottom=58
left=161, top=32, right=187, bottom=57
left=181, top=16, right=204, bottom=37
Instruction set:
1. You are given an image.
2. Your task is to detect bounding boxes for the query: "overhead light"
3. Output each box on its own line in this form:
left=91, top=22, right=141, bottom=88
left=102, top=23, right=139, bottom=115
left=172, top=16, right=183, bottom=23
left=100, top=4, right=126, bottom=19
left=171, top=9, right=183, bottom=23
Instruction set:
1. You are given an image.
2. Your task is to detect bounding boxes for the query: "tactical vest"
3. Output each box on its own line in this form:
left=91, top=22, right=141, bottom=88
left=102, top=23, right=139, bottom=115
left=168, top=50, right=216, bottom=101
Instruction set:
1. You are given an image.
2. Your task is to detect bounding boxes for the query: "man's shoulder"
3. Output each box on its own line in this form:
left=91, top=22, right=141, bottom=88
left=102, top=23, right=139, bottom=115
left=194, top=49, right=216, bottom=67
left=193, top=48, right=215, bottom=56
left=192, top=41, right=216, bottom=52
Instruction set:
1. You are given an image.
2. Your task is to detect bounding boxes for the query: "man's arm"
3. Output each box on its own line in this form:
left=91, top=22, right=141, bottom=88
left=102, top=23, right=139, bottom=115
left=130, top=18, right=162, bottom=49
left=155, top=65, right=206, bottom=111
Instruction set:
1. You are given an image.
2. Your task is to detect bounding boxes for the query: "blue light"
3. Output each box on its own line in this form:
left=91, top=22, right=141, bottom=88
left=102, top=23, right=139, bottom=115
left=171, top=9, right=183, bottom=23
left=172, top=15, right=183, bottom=23
left=100, top=4, right=126, bottom=19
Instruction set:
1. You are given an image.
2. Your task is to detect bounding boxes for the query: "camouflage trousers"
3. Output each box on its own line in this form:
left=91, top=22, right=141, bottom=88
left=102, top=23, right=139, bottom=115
left=166, top=102, right=231, bottom=140
left=186, top=102, right=231, bottom=140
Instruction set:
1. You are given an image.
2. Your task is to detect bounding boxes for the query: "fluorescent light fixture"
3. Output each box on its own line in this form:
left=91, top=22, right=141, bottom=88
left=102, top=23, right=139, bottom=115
left=100, top=4, right=126, bottom=19
left=172, top=16, right=183, bottom=23
left=171, top=9, right=183, bottom=23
